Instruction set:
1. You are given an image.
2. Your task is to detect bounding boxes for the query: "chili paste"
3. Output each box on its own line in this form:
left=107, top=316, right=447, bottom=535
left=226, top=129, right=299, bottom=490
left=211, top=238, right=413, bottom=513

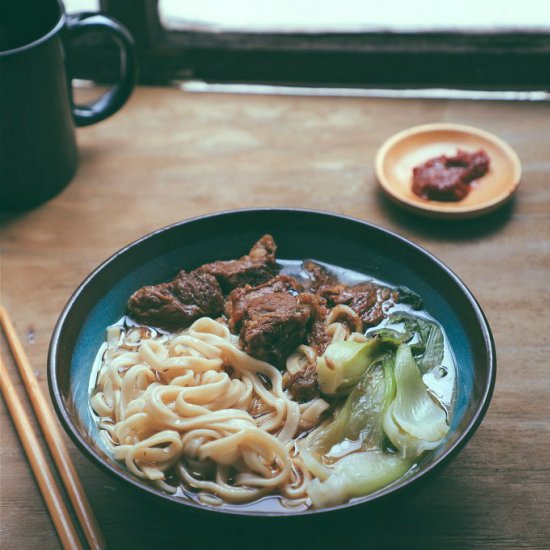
left=412, top=149, right=490, bottom=201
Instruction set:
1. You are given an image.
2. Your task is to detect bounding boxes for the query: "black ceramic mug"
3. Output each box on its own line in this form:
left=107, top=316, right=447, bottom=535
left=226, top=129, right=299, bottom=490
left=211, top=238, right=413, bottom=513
left=0, top=0, right=137, bottom=210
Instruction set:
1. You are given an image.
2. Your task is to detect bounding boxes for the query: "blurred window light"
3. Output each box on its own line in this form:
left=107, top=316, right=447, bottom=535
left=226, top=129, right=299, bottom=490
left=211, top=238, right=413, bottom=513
left=64, top=0, right=99, bottom=13
left=159, top=0, right=550, bottom=33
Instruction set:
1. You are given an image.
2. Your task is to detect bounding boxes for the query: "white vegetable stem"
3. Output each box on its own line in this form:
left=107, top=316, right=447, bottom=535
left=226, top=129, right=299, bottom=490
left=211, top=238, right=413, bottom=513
left=383, top=345, right=449, bottom=459
left=307, top=450, right=410, bottom=508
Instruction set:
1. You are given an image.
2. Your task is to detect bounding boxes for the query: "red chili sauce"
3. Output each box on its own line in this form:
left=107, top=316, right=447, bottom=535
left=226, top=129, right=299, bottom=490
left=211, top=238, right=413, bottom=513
left=412, top=149, right=490, bottom=201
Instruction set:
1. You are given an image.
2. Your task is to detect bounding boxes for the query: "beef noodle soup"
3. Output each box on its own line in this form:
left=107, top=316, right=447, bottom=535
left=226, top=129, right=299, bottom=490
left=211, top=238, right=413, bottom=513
left=89, top=236, right=456, bottom=512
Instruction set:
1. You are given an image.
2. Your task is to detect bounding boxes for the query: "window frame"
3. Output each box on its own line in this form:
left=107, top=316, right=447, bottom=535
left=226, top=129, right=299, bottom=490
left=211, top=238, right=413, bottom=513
left=78, top=0, right=550, bottom=90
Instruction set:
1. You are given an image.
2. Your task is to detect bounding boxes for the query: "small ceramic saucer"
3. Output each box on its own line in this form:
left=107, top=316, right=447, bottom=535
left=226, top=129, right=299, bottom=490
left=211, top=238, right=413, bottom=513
left=375, top=123, right=522, bottom=219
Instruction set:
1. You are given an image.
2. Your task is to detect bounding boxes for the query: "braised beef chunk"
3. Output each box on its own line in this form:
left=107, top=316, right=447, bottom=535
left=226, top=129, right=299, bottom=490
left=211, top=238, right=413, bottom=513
left=307, top=319, right=331, bottom=356
left=304, top=261, right=397, bottom=328
left=303, top=260, right=339, bottom=291
left=316, top=283, right=347, bottom=305
left=226, top=277, right=313, bottom=369
left=196, top=235, right=279, bottom=293
left=286, top=363, right=320, bottom=402
left=127, top=271, right=224, bottom=331
left=225, top=274, right=328, bottom=368
left=319, top=282, right=397, bottom=329
left=225, top=275, right=303, bottom=332
left=298, top=292, right=331, bottom=355
left=240, top=292, right=312, bottom=368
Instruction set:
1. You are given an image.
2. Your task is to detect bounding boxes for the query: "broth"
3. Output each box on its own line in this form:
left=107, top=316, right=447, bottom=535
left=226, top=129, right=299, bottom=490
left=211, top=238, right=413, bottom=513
left=89, top=259, right=457, bottom=513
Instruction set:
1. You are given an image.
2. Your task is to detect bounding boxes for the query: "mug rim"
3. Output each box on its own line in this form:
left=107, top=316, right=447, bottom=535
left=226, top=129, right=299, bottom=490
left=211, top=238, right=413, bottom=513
left=0, top=0, right=65, bottom=57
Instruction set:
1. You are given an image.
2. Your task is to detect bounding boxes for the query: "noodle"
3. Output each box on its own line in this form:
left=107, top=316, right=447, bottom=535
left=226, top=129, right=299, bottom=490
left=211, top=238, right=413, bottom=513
left=90, top=257, right=454, bottom=510
left=91, top=317, right=335, bottom=504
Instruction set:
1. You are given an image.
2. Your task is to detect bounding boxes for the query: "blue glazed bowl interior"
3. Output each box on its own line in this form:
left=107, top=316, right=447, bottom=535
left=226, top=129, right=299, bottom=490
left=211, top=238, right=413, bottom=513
left=49, top=209, right=495, bottom=516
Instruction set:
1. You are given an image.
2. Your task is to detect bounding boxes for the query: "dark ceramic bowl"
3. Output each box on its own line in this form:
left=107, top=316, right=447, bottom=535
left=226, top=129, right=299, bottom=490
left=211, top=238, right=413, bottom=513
left=48, top=208, right=496, bottom=516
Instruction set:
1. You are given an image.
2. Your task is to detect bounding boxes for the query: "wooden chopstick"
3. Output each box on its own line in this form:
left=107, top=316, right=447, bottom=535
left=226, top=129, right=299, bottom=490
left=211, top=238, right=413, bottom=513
left=0, top=356, right=83, bottom=550
left=0, top=307, right=107, bottom=550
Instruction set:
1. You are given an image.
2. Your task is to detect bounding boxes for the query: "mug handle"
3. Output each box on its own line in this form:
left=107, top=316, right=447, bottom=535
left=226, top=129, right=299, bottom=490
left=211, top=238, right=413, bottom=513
left=66, top=13, right=138, bottom=127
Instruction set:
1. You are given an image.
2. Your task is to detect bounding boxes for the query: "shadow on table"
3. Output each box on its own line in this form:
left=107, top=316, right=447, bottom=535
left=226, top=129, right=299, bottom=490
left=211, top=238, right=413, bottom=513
left=0, top=143, right=104, bottom=228
left=376, top=191, right=516, bottom=242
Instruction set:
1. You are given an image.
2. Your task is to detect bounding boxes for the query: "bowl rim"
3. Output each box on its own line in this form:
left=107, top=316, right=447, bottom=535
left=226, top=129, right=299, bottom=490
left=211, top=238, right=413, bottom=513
left=48, top=207, right=496, bottom=517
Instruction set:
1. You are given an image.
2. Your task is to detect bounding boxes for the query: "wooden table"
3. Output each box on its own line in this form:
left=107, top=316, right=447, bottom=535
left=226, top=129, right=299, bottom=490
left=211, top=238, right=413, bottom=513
left=1, top=87, right=549, bottom=549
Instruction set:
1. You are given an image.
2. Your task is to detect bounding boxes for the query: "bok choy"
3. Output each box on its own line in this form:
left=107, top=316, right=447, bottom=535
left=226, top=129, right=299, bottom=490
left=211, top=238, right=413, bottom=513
left=316, top=339, right=381, bottom=396
left=307, top=450, right=411, bottom=508
left=383, top=344, right=449, bottom=459
left=303, top=313, right=451, bottom=507
left=386, top=313, right=445, bottom=373
left=307, top=353, right=395, bottom=454
left=316, top=332, right=406, bottom=396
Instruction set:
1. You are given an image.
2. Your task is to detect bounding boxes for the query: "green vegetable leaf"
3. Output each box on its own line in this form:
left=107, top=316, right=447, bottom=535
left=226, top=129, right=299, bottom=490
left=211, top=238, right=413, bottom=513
left=346, top=354, right=396, bottom=449
left=316, top=330, right=411, bottom=396
left=307, top=450, right=411, bottom=508
left=383, top=345, right=449, bottom=459
left=316, top=339, right=382, bottom=396
left=396, top=286, right=423, bottom=310
left=388, top=313, right=445, bottom=373
left=367, top=327, right=413, bottom=345
left=306, top=352, right=395, bottom=454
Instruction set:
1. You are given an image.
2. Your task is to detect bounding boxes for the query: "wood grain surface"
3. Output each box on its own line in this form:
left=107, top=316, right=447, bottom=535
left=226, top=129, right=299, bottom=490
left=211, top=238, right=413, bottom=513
left=1, top=87, right=549, bottom=550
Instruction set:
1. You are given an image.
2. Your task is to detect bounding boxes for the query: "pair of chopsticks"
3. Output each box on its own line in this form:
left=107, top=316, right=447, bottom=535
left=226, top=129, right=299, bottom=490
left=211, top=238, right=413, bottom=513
left=0, top=307, right=106, bottom=549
